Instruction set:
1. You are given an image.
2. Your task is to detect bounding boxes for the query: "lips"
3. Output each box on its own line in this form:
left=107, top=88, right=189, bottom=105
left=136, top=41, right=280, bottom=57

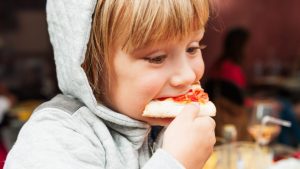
left=156, top=88, right=192, bottom=101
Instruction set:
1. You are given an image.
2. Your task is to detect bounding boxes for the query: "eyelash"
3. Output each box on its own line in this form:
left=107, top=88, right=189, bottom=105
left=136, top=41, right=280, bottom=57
left=186, top=44, right=207, bottom=55
left=144, top=55, right=167, bottom=64
left=144, top=44, right=207, bottom=64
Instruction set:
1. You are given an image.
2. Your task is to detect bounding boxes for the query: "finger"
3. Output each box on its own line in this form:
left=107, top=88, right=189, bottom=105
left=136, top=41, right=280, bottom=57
left=194, top=116, right=216, bottom=130
left=176, top=103, right=200, bottom=121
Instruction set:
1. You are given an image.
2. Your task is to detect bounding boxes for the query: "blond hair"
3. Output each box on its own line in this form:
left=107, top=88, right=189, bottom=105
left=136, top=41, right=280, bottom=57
left=82, top=0, right=210, bottom=104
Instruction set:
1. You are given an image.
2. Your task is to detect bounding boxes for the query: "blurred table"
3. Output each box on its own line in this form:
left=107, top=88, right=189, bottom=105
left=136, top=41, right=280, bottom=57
left=203, top=141, right=299, bottom=169
left=251, top=75, right=300, bottom=94
left=1, top=99, right=43, bottom=150
left=9, top=99, right=43, bottom=122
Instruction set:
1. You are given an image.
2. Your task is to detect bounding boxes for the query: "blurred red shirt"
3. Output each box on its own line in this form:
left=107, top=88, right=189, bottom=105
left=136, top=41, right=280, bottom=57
left=210, top=59, right=246, bottom=89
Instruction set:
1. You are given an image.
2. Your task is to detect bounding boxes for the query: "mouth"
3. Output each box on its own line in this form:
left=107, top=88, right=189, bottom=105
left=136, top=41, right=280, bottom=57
left=155, top=89, right=192, bottom=101
left=154, top=83, right=202, bottom=101
left=152, top=81, right=201, bottom=101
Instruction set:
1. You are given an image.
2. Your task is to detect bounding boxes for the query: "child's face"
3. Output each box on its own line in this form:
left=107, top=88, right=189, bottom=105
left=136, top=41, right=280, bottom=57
left=108, top=30, right=205, bottom=126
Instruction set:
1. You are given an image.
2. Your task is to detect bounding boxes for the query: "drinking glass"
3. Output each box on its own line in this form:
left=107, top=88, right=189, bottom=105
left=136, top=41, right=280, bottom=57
left=247, top=99, right=281, bottom=146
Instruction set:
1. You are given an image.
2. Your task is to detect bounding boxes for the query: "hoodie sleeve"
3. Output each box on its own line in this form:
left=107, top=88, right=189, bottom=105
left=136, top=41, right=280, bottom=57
left=4, top=108, right=105, bottom=169
left=142, top=149, right=185, bottom=169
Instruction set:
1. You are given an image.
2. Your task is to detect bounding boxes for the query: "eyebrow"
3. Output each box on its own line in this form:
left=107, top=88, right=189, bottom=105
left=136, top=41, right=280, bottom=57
left=131, top=47, right=163, bottom=59
left=129, top=40, right=165, bottom=56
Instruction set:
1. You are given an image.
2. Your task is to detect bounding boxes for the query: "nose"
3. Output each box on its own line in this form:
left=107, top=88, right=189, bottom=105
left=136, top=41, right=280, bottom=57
left=170, top=58, right=196, bottom=88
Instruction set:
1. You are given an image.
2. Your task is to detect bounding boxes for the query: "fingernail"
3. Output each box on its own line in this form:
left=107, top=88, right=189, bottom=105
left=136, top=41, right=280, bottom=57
left=190, top=102, right=200, bottom=110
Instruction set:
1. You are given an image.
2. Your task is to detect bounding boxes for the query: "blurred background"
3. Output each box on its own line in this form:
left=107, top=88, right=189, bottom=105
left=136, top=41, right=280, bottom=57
left=202, top=0, right=300, bottom=145
left=0, top=0, right=57, bottom=101
left=0, top=1, right=57, bottom=166
left=204, top=0, right=300, bottom=82
left=0, top=0, right=300, bottom=168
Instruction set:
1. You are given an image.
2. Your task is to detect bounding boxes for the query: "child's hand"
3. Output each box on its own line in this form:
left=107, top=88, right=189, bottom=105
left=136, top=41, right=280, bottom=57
left=162, top=104, right=216, bottom=169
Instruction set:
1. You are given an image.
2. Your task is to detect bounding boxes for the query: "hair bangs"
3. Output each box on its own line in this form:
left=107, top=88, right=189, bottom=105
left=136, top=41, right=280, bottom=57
left=113, top=0, right=210, bottom=52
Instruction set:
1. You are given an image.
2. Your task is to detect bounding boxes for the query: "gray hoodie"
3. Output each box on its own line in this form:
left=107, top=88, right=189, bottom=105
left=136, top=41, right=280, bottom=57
left=4, top=0, right=185, bottom=168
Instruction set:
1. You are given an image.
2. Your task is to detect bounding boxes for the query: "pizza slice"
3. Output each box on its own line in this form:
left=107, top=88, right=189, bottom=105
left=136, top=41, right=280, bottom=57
left=142, top=84, right=216, bottom=118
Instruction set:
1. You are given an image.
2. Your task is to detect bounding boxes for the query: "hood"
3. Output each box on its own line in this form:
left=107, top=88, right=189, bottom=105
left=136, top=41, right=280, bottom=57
left=46, top=0, right=150, bottom=131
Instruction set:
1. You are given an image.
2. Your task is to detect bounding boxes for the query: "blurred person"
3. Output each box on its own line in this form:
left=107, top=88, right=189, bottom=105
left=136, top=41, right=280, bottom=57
left=210, top=27, right=250, bottom=90
left=278, top=98, right=300, bottom=147
left=0, top=83, right=16, bottom=169
left=0, top=83, right=16, bottom=122
left=203, top=28, right=250, bottom=141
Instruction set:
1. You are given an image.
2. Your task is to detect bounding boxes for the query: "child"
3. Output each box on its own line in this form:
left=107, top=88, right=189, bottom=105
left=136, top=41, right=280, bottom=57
left=4, top=0, right=215, bottom=168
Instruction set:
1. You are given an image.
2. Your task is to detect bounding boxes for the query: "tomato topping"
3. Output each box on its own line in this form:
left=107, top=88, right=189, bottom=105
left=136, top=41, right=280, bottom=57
left=173, top=95, right=187, bottom=102
left=158, top=97, right=168, bottom=101
left=169, top=89, right=209, bottom=103
left=156, top=87, right=209, bottom=103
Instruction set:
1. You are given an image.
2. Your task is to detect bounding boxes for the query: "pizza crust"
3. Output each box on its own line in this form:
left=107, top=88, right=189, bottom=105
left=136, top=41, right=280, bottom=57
left=142, top=99, right=216, bottom=118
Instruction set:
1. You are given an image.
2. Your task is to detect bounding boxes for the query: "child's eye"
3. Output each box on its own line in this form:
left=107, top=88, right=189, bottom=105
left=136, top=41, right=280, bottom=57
left=144, top=55, right=167, bottom=64
left=186, top=47, right=201, bottom=55
left=186, top=44, right=207, bottom=55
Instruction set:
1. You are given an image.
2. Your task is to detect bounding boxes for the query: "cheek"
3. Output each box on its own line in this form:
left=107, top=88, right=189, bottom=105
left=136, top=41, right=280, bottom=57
left=120, top=74, right=165, bottom=119
left=137, top=74, right=166, bottom=98
left=194, top=57, right=205, bottom=80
